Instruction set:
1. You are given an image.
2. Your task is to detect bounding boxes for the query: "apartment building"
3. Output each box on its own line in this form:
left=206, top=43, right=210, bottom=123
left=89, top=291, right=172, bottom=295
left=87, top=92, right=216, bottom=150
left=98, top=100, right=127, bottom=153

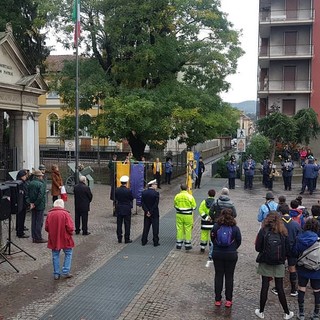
left=257, top=0, right=320, bottom=119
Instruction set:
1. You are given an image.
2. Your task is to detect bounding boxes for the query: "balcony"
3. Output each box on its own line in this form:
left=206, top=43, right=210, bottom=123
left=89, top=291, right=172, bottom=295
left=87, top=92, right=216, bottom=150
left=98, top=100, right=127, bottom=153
left=259, top=44, right=313, bottom=59
left=258, top=80, right=311, bottom=93
left=259, top=9, right=314, bottom=24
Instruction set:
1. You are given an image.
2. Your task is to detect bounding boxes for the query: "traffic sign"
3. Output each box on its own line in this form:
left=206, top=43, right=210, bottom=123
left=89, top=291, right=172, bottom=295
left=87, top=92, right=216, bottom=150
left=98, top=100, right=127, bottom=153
left=237, top=128, right=246, bottom=138
left=237, top=138, right=246, bottom=153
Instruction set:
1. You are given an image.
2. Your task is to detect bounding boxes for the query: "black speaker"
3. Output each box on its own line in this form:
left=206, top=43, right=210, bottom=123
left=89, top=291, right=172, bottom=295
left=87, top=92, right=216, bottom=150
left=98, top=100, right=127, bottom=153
left=0, top=185, right=11, bottom=221
left=5, top=180, right=24, bottom=215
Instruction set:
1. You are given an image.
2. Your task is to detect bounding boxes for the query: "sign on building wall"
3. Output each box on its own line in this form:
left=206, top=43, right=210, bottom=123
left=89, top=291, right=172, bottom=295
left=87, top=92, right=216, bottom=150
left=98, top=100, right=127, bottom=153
left=65, top=140, right=75, bottom=151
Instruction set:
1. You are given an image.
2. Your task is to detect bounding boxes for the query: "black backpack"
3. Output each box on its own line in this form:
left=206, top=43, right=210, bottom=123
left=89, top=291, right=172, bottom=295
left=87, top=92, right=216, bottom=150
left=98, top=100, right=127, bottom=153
left=263, top=230, right=286, bottom=265
left=209, top=200, right=222, bottom=222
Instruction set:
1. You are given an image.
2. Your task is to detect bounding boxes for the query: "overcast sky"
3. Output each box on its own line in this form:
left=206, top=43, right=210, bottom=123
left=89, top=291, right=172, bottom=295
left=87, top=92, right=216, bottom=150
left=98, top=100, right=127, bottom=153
left=50, top=0, right=259, bottom=104
left=220, top=0, right=259, bottom=103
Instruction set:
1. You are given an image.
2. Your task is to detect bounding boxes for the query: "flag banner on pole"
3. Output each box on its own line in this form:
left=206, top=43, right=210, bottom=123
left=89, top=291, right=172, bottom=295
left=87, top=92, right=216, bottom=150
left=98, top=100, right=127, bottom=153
left=130, top=163, right=145, bottom=206
left=194, top=151, right=200, bottom=175
left=116, top=163, right=130, bottom=187
left=72, top=0, right=81, bottom=46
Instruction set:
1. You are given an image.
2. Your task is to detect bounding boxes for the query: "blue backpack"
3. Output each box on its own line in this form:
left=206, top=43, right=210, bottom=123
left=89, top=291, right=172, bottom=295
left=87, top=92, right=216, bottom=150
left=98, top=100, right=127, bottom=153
left=216, top=225, right=234, bottom=247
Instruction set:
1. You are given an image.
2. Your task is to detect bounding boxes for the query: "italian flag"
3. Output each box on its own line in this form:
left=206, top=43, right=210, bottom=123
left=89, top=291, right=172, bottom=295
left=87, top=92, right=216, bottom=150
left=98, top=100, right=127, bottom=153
left=72, top=0, right=80, bottom=46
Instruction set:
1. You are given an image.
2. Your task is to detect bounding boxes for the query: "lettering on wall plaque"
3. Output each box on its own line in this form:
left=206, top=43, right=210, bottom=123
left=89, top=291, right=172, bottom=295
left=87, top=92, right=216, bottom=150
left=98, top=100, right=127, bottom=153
left=0, top=64, right=14, bottom=76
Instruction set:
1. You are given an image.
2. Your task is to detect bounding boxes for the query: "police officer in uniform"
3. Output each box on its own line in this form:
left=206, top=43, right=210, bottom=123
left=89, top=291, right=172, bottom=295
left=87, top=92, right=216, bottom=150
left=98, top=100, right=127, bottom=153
left=115, top=175, right=134, bottom=243
left=141, top=179, right=160, bottom=247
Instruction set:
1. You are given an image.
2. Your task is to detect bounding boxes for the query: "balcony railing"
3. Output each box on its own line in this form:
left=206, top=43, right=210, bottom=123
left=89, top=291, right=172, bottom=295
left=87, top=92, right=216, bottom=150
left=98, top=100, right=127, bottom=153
left=258, top=80, right=311, bottom=92
left=259, top=44, right=313, bottom=58
left=259, top=9, right=314, bottom=23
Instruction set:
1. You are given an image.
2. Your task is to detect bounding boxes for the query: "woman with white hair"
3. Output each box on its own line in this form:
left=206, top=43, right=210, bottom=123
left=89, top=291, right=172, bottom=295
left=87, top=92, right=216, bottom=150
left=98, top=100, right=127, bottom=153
left=45, top=199, right=75, bottom=280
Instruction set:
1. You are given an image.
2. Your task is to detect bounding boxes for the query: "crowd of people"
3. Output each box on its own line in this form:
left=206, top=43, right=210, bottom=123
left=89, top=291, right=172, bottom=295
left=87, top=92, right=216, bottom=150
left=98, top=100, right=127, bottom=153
left=14, top=164, right=93, bottom=280
left=12, top=149, right=320, bottom=318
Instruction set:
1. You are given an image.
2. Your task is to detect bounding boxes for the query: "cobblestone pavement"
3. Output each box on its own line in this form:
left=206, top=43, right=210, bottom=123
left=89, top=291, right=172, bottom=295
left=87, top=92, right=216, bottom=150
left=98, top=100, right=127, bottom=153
left=0, top=165, right=319, bottom=320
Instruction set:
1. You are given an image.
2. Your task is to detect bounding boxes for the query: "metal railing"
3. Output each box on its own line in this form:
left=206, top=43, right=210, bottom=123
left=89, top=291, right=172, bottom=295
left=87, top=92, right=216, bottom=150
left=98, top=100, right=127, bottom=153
left=259, top=9, right=314, bottom=23
left=259, top=44, right=313, bottom=58
left=258, top=80, right=311, bottom=92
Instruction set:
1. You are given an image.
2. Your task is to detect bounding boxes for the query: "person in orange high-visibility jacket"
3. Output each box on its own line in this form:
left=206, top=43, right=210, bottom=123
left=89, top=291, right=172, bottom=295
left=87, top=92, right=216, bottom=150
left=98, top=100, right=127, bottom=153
left=174, top=183, right=197, bottom=250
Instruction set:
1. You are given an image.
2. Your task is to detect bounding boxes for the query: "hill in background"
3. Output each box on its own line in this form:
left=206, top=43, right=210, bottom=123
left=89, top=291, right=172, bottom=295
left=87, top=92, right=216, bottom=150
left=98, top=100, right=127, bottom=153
left=229, top=100, right=256, bottom=114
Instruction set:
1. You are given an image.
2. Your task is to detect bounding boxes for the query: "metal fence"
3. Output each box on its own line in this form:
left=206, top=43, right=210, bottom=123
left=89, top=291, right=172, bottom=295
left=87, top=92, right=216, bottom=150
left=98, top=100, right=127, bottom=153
left=39, top=149, right=189, bottom=185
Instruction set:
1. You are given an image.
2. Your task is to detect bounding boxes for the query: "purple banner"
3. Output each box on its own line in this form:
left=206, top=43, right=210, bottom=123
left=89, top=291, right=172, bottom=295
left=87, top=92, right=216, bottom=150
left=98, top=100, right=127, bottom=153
left=130, top=163, right=145, bottom=206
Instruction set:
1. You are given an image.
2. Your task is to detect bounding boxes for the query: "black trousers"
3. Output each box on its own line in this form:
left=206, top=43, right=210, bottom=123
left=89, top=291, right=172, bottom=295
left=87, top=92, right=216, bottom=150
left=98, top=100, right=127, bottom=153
left=75, top=211, right=89, bottom=234
left=16, top=207, right=27, bottom=236
left=244, top=175, right=253, bottom=189
left=228, top=177, right=235, bottom=189
left=117, top=214, right=131, bottom=241
left=165, top=172, right=172, bottom=184
left=213, top=254, right=238, bottom=301
left=154, top=172, right=161, bottom=188
left=259, top=276, right=289, bottom=314
left=283, top=176, right=292, bottom=190
left=141, top=215, right=159, bottom=245
left=195, top=173, right=203, bottom=188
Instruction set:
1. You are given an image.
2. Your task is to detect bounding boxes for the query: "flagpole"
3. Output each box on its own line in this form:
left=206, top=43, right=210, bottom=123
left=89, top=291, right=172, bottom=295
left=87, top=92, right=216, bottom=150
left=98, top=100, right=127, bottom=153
left=74, top=0, right=80, bottom=185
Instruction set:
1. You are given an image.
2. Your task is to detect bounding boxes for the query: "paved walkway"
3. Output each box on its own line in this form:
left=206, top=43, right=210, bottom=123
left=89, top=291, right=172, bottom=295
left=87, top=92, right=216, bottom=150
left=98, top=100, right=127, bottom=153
left=0, top=162, right=319, bottom=320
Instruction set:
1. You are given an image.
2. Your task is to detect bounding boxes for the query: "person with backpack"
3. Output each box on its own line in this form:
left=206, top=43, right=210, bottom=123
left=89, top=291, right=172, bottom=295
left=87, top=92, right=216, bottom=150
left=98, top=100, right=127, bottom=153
left=210, top=208, right=241, bottom=308
left=257, top=192, right=278, bottom=223
left=255, top=212, right=294, bottom=319
left=293, top=218, right=320, bottom=320
left=270, top=204, right=302, bottom=296
left=289, top=199, right=305, bottom=228
left=198, top=189, right=215, bottom=253
left=209, top=188, right=237, bottom=223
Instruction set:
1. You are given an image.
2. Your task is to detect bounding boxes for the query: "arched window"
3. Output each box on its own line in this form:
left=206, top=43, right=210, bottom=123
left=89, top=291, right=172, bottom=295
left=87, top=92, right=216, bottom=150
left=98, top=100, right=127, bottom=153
left=48, top=113, right=59, bottom=137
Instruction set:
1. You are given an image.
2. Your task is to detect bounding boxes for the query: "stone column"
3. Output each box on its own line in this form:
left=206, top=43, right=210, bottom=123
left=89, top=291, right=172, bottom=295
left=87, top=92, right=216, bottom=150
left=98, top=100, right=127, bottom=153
left=8, top=111, right=40, bottom=170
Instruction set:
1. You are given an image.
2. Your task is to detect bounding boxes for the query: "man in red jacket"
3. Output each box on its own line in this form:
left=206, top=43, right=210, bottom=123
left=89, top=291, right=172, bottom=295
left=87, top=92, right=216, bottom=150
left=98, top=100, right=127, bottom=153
left=45, top=199, right=75, bottom=280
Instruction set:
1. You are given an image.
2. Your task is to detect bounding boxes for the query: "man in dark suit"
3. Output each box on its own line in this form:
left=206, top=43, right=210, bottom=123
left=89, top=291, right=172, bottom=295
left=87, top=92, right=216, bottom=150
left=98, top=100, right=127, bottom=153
left=115, top=175, right=134, bottom=243
left=141, top=179, right=160, bottom=247
left=74, top=176, right=93, bottom=235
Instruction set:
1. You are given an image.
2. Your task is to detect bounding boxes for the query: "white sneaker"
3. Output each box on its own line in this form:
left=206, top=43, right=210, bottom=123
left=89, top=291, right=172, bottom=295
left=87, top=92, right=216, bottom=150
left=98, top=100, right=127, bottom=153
left=205, top=260, right=213, bottom=268
left=284, top=311, right=294, bottom=319
left=255, top=309, right=264, bottom=319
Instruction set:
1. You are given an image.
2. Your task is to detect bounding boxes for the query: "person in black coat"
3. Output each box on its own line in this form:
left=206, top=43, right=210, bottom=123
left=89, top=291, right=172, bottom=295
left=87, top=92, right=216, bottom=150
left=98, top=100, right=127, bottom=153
left=74, top=176, right=93, bottom=235
left=16, top=169, right=30, bottom=238
left=115, top=175, right=134, bottom=243
left=195, top=157, right=205, bottom=189
left=141, top=179, right=160, bottom=247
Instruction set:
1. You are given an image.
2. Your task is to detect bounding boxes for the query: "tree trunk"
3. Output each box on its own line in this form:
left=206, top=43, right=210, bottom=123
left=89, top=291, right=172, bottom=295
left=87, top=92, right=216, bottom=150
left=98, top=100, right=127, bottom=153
left=127, top=131, right=146, bottom=160
left=270, top=139, right=276, bottom=162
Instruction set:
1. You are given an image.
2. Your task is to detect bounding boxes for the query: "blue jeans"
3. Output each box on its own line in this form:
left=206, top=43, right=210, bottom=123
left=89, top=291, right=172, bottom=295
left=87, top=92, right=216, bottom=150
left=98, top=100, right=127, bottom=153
left=52, top=248, right=73, bottom=276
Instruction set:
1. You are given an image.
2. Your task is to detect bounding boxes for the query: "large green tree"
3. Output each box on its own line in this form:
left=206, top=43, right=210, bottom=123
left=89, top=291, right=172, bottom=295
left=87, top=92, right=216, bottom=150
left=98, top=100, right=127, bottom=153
left=54, top=0, right=243, bottom=159
left=293, top=108, right=320, bottom=145
left=0, top=0, right=51, bottom=70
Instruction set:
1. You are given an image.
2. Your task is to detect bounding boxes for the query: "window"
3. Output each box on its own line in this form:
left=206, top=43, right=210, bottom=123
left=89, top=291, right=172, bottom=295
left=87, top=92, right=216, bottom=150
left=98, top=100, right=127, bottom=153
left=48, top=113, right=59, bottom=136
left=47, top=91, right=59, bottom=99
left=282, top=99, right=296, bottom=115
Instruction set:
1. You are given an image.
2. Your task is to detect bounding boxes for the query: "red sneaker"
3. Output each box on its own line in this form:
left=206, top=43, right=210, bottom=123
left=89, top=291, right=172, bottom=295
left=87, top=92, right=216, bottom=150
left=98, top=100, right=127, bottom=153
left=214, top=301, right=222, bottom=307
left=225, top=300, right=232, bottom=308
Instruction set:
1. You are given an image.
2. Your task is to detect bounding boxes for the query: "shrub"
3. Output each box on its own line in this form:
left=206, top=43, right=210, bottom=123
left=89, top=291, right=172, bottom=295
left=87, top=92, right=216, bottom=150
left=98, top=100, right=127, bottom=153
left=244, top=134, right=270, bottom=163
